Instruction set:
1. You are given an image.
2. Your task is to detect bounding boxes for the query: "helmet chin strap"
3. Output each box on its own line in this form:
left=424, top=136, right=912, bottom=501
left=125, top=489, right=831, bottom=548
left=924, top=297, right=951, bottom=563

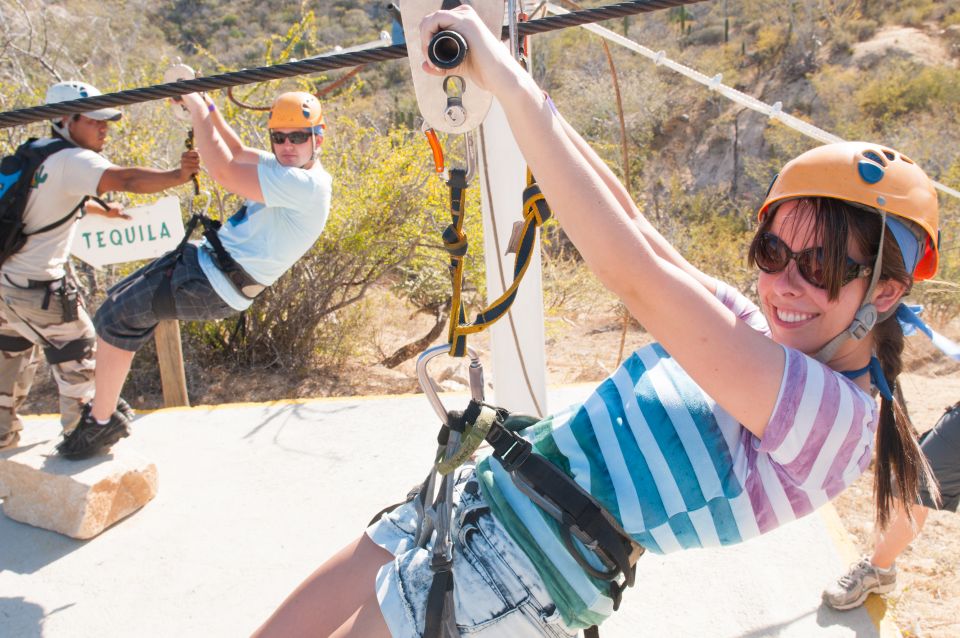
left=813, top=211, right=891, bottom=364
left=52, top=118, right=77, bottom=145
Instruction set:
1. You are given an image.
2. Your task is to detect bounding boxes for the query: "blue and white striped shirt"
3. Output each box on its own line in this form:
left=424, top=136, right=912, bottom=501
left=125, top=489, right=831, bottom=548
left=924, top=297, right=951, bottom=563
left=476, top=282, right=877, bottom=628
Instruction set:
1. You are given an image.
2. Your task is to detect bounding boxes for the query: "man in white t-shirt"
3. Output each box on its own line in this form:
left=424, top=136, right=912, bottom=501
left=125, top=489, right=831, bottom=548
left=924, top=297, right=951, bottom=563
left=0, top=81, right=199, bottom=451
left=56, top=90, right=332, bottom=459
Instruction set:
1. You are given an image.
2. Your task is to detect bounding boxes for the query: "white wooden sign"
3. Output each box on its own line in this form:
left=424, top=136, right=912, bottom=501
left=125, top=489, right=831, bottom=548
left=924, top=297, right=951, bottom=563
left=72, top=196, right=185, bottom=268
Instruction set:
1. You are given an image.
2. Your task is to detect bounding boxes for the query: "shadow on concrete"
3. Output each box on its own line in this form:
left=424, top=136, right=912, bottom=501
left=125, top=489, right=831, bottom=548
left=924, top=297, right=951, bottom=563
left=244, top=401, right=360, bottom=453
left=0, top=596, right=46, bottom=637
left=816, top=601, right=886, bottom=636
left=0, top=513, right=85, bottom=575
left=1, top=440, right=46, bottom=459
left=733, top=610, right=814, bottom=638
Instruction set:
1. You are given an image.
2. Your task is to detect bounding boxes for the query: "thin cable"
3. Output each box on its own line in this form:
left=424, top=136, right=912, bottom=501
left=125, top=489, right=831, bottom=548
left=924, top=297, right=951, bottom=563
left=0, top=0, right=705, bottom=129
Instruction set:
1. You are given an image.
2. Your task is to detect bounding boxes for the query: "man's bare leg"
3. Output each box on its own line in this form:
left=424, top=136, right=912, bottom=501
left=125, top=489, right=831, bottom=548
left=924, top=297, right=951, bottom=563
left=91, top=337, right=136, bottom=421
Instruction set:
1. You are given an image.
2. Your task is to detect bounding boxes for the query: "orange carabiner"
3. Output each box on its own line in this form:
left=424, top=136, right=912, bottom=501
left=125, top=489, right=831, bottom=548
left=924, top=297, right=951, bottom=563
left=423, top=127, right=445, bottom=175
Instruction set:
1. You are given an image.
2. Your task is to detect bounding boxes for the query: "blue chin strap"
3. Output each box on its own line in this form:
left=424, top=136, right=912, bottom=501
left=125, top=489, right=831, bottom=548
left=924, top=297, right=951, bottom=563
left=841, top=356, right=893, bottom=401
left=842, top=304, right=960, bottom=402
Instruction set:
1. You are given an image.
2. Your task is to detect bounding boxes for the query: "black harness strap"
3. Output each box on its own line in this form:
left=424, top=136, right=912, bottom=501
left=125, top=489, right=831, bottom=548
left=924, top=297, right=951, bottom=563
left=0, top=333, right=33, bottom=352
left=150, top=209, right=265, bottom=320
left=481, top=406, right=640, bottom=607
left=44, top=337, right=95, bottom=364
left=423, top=557, right=456, bottom=638
left=200, top=216, right=265, bottom=298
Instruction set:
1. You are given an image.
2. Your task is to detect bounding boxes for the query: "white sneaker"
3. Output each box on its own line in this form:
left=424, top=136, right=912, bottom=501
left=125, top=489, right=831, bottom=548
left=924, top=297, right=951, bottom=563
left=822, top=557, right=897, bottom=610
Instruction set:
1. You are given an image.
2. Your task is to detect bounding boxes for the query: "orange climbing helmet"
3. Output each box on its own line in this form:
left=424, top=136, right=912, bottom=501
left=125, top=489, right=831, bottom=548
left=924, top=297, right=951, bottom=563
left=758, top=142, right=940, bottom=280
left=267, top=91, right=325, bottom=134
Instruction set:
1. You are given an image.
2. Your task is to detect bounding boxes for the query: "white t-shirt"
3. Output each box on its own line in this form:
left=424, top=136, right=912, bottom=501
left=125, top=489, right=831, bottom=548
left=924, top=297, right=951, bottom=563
left=2, top=146, right=113, bottom=281
left=197, top=150, right=332, bottom=310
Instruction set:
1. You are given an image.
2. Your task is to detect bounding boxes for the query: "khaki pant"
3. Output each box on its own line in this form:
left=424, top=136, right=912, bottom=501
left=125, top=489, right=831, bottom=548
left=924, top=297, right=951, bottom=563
left=0, top=280, right=95, bottom=438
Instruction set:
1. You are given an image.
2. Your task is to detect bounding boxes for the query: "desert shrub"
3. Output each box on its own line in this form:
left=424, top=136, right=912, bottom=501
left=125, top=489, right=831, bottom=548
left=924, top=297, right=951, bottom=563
left=683, top=25, right=727, bottom=47
left=855, top=61, right=960, bottom=123
left=846, top=18, right=878, bottom=42
left=754, top=23, right=791, bottom=64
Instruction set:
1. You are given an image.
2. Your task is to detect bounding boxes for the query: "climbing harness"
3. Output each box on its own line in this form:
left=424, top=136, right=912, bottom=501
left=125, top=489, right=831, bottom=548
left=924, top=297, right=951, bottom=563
left=372, top=344, right=643, bottom=638
left=0, top=283, right=95, bottom=364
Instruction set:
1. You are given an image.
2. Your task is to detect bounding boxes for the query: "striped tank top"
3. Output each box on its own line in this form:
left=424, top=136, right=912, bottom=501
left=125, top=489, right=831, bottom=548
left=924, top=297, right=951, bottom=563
left=476, top=282, right=878, bottom=628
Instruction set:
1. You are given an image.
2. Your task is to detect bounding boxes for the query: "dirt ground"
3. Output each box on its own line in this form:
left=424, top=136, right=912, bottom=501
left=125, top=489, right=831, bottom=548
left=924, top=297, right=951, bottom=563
left=18, top=292, right=960, bottom=637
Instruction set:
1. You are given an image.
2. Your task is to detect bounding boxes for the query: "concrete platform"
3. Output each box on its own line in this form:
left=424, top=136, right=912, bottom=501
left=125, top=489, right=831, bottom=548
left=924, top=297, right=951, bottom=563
left=0, top=388, right=893, bottom=637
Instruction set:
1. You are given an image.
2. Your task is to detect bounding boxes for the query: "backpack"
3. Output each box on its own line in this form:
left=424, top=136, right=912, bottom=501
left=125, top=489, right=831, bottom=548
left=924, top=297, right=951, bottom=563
left=0, top=137, right=78, bottom=267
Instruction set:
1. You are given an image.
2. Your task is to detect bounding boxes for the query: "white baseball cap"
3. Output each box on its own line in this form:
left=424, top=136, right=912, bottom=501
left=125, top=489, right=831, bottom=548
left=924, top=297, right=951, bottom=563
left=45, top=81, right=122, bottom=121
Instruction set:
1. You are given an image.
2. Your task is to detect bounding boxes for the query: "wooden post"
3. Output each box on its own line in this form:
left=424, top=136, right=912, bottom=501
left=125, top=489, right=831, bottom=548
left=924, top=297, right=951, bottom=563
left=154, top=319, right=189, bottom=407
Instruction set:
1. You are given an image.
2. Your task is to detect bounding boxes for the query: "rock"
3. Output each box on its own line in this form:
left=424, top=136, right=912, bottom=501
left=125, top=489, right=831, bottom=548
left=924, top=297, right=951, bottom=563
left=0, top=441, right=158, bottom=539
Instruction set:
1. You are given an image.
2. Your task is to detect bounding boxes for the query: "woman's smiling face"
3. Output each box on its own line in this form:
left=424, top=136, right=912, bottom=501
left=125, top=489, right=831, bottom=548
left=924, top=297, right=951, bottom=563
left=757, top=200, right=871, bottom=357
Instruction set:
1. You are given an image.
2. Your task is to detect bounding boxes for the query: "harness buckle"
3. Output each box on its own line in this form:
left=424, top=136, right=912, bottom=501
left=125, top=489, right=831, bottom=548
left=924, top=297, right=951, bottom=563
left=497, top=435, right=532, bottom=472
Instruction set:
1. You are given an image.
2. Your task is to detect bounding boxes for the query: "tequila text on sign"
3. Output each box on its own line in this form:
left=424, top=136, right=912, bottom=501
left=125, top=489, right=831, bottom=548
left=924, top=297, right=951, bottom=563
left=80, top=222, right=172, bottom=249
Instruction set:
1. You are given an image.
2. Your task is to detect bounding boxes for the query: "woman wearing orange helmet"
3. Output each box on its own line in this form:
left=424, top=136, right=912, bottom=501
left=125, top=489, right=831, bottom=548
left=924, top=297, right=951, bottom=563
left=255, top=8, right=943, bottom=638
left=58, top=90, right=333, bottom=459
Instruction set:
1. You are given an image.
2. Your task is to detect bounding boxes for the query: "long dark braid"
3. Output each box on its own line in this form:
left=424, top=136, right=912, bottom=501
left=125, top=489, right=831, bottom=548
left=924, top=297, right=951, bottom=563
left=872, top=314, right=936, bottom=527
left=845, top=206, right=938, bottom=528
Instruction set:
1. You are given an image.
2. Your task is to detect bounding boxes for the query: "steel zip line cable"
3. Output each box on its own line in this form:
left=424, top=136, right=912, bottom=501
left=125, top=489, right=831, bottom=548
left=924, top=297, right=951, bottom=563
left=0, top=0, right=704, bottom=129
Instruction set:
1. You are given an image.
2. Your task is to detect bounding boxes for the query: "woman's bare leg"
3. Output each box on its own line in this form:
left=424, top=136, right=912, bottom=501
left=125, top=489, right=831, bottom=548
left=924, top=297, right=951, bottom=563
left=330, top=593, right=394, bottom=638
left=253, top=534, right=394, bottom=638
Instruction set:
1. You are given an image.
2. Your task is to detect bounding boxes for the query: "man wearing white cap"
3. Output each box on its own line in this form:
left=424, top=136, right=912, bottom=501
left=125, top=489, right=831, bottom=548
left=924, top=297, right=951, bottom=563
left=0, top=80, right=200, bottom=451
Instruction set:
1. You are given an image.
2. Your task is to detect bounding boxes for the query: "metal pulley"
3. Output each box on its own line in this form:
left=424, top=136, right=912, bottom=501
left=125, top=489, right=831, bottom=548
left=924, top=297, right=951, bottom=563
left=163, top=62, right=197, bottom=122
left=399, top=0, right=504, bottom=134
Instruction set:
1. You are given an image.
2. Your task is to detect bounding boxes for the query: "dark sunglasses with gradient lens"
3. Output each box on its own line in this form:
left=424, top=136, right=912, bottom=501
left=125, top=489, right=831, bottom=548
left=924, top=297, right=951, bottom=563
left=752, top=232, right=871, bottom=289
left=269, top=131, right=313, bottom=145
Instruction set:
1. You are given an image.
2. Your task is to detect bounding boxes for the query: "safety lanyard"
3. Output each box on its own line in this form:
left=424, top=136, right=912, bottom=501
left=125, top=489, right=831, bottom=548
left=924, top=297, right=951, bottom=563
left=433, top=134, right=553, bottom=357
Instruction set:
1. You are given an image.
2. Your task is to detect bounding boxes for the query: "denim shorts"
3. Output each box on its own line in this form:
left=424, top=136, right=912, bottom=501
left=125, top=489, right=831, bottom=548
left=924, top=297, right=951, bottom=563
left=367, top=465, right=576, bottom=638
left=94, top=244, right=234, bottom=352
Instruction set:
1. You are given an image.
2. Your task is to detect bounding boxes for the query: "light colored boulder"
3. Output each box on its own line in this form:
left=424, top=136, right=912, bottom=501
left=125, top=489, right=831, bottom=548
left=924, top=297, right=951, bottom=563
left=0, top=440, right=158, bottom=539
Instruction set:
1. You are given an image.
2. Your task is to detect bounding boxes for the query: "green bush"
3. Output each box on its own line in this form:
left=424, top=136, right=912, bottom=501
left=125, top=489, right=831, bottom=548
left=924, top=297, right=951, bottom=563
left=855, top=61, right=960, bottom=123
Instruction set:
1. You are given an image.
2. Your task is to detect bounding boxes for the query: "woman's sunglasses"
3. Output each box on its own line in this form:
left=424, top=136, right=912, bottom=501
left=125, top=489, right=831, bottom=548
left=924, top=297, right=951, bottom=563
left=269, top=131, right=313, bottom=145
left=753, top=232, right=871, bottom=289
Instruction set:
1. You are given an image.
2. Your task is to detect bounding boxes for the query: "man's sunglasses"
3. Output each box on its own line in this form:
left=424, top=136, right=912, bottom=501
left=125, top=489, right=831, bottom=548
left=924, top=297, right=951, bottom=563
left=269, top=131, right=313, bottom=145
left=753, top=232, right=871, bottom=289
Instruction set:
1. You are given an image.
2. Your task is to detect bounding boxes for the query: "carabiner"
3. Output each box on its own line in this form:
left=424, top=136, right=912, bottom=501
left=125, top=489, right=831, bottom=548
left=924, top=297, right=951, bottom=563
left=417, top=343, right=484, bottom=424
left=423, top=124, right=445, bottom=177
left=187, top=190, right=212, bottom=219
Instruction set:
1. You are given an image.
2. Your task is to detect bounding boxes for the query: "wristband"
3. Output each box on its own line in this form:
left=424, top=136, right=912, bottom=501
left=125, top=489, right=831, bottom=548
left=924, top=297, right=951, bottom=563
left=208, top=102, right=216, bottom=113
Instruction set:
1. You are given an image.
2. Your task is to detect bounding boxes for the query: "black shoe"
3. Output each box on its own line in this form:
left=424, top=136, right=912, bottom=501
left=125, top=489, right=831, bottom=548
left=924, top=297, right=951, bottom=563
left=57, top=411, right=131, bottom=460
left=116, top=397, right=135, bottom=421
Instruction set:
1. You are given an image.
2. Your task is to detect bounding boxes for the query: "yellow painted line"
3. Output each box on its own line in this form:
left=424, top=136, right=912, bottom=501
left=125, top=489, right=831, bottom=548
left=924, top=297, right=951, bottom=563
left=819, top=504, right=902, bottom=638
left=20, top=382, right=599, bottom=421
left=20, top=391, right=427, bottom=421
